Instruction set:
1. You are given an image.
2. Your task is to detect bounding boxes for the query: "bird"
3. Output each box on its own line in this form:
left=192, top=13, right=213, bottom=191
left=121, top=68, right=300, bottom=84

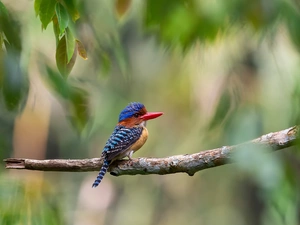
left=92, top=102, right=163, bottom=188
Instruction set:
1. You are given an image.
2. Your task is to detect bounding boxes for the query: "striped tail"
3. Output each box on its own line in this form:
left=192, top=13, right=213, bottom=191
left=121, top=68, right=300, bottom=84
left=92, top=160, right=111, bottom=188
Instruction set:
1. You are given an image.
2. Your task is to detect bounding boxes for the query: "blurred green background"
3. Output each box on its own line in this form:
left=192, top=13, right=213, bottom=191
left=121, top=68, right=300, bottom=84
left=0, top=0, right=300, bottom=224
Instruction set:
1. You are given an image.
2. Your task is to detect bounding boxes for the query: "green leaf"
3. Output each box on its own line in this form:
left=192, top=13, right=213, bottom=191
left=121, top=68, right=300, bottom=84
left=69, top=86, right=89, bottom=132
left=62, top=0, right=79, bottom=21
left=112, top=36, right=128, bottom=76
left=100, top=52, right=111, bottom=75
left=0, top=35, right=4, bottom=90
left=52, top=15, right=60, bottom=45
left=65, top=28, right=75, bottom=63
left=45, top=66, right=89, bottom=132
left=55, top=2, right=69, bottom=34
left=34, top=0, right=42, bottom=17
left=2, top=53, right=27, bottom=111
left=45, top=66, right=70, bottom=98
left=55, top=34, right=77, bottom=77
left=76, top=39, right=88, bottom=60
left=286, top=5, right=300, bottom=53
left=39, top=0, right=56, bottom=29
left=0, top=8, right=22, bottom=51
left=0, top=1, right=8, bottom=18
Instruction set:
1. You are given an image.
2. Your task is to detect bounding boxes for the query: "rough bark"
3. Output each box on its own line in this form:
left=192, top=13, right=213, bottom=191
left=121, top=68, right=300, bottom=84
left=4, top=126, right=299, bottom=176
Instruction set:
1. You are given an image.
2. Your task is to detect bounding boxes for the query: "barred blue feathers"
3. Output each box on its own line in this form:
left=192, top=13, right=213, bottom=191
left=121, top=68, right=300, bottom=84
left=103, top=125, right=143, bottom=161
left=92, top=102, right=148, bottom=188
left=92, top=160, right=110, bottom=188
left=92, top=125, right=143, bottom=188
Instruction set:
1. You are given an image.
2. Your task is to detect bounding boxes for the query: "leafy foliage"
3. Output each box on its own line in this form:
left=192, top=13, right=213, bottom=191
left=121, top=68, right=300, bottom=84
left=55, top=2, right=69, bottom=35
left=45, top=66, right=89, bottom=132
left=35, top=0, right=86, bottom=79
left=0, top=176, right=63, bottom=225
left=0, top=1, right=300, bottom=224
left=55, top=32, right=76, bottom=77
left=0, top=1, right=28, bottom=112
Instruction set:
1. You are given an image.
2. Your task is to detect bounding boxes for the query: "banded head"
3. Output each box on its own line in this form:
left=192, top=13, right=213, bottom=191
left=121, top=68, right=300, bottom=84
left=118, top=102, right=163, bottom=126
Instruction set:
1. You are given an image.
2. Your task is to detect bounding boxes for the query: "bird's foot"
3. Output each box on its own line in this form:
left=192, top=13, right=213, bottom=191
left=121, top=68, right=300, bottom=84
left=128, top=150, right=134, bottom=160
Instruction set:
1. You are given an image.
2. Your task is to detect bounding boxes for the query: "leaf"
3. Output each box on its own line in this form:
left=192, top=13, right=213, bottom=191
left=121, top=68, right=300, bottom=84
left=76, top=39, right=87, bottom=60
left=55, top=2, right=69, bottom=35
left=100, top=52, right=111, bottom=75
left=39, top=0, right=56, bottom=29
left=52, top=15, right=60, bottom=45
left=45, top=66, right=70, bottom=99
left=115, top=0, right=131, bottom=18
left=0, top=7, right=22, bottom=51
left=0, top=35, right=4, bottom=90
left=0, top=33, right=3, bottom=53
left=34, top=0, right=42, bottom=17
left=145, top=0, right=184, bottom=27
left=69, top=86, right=89, bottom=132
left=45, top=66, right=89, bottom=132
left=65, top=28, right=75, bottom=63
left=0, top=1, right=8, bottom=18
left=62, top=0, right=80, bottom=21
left=2, top=53, right=26, bottom=111
left=286, top=5, right=300, bottom=53
left=112, top=36, right=128, bottom=76
left=55, top=34, right=77, bottom=78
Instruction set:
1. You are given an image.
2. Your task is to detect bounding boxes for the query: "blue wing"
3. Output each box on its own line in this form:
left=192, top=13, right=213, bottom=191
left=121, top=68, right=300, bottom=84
left=102, top=125, right=143, bottom=161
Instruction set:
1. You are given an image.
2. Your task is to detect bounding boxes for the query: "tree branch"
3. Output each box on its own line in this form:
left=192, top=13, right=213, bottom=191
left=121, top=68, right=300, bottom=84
left=4, top=126, right=299, bottom=176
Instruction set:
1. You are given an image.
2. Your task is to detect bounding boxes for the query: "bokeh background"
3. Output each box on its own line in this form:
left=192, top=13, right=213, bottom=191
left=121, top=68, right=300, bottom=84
left=0, top=0, right=300, bottom=225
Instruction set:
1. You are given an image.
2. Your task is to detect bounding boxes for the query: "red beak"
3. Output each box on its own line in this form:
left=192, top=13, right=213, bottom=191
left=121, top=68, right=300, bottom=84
left=140, top=112, right=163, bottom=121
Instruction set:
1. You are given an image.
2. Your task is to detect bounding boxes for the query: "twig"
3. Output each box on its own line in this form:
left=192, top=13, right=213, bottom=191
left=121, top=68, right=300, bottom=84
left=4, top=126, right=299, bottom=176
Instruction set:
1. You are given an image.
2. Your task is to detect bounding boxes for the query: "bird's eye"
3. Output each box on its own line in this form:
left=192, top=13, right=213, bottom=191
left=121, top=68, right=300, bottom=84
left=133, top=113, right=139, bottom=118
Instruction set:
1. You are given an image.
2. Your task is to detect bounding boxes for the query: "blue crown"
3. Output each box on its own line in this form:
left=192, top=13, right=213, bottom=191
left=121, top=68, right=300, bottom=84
left=118, top=102, right=145, bottom=122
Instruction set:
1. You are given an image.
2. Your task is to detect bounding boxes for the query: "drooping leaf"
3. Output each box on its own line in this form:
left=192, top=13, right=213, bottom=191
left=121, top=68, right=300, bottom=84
left=34, top=0, right=42, bottom=17
left=69, top=86, right=89, bottom=132
left=62, top=0, right=79, bottom=21
left=100, top=52, right=111, bottom=75
left=76, top=39, right=88, bottom=60
left=52, top=15, right=60, bottom=45
left=145, top=0, right=221, bottom=49
left=55, top=2, right=69, bottom=35
left=39, top=0, right=56, bottom=29
left=45, top=66, right=89, bottom=132
left=2, top=52, right=26, bottom=111
left=0, top=4, right=22, bottom=51
left=0, top=3, right=26, bottom=111
left=55, top=34, right=77, bottom=77
left=0, top=1, right=8, bottom=18
left=0, top=35, right=4, bottom=90
left=115, top=0, right=131, bottom=18
left=145, top=0, right=185, bottom=27
left=286, top=5, right=300, bottom=53
left=65, top=28, right=75, bottom=63
left=45, top=66, right=70, bottom=99
left=112, top=36, right=128, bottom=76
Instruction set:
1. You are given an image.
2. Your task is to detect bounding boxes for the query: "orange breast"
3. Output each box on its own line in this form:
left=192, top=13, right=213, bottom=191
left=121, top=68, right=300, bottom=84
left=130, top=127, right=148, bottom=151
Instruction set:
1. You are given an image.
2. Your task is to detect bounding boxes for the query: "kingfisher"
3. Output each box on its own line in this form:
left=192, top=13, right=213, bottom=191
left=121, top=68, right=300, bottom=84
left=92, top=102, right=163, bottom=188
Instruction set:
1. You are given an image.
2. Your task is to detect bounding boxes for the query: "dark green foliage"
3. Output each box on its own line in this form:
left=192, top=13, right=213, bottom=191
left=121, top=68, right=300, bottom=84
left=2, top=52, right=26, bottom=111
left=55, top=32, right=76, bottom=78
left=0, top=178, right=64, bottom=225
left=62, top=0, right=79, bottom=21
left=39, top=0, right=56, bottom=29
left=45, top=66, right=89, bottom=132
left=0, top=0, right=300, bottom=224
left=0, top=2, right=28, bottom=112
left=55, top=3, right=69, bottom=35
left=34, top=0, right=85, bottom=79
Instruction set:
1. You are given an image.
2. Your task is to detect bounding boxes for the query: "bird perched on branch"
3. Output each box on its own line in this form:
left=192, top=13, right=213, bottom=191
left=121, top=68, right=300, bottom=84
left=92, top=102, right=163, bottom=188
